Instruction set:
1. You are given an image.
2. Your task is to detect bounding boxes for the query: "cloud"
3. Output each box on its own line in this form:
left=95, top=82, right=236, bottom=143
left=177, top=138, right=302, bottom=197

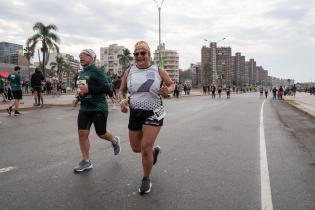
left=0, top=0, right=314, bottom=82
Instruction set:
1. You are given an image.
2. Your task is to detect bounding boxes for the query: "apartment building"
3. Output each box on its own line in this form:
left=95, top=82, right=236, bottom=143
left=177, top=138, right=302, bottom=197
left=0, top=42, right=23, bottom=65
left=100, top=44, right=125, bottom=76
left=153, top=43, right=179, bottom=82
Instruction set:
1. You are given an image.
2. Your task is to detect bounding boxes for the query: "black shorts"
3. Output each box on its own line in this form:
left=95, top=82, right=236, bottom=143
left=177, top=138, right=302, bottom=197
left=33, top=86, right=42, bottom=93
left=12, top=90, right=22, bottom=100
left=0, top=89, right=3, bottom=94
left=77, top=111, right=108, bottom=135
left=128, top=109, right=163, bottom=131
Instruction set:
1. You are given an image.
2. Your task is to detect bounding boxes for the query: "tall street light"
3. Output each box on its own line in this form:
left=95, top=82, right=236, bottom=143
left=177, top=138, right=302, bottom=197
left=154, top=0, right=165, bottom=49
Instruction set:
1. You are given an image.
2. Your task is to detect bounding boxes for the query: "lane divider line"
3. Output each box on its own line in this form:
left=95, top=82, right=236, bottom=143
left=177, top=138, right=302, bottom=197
left=260, top=100, right=273, bottom=210
left=0, top=166, right=17, bottom=174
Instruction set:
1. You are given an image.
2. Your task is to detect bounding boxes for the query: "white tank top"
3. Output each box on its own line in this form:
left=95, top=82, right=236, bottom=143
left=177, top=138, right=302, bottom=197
left=127, top=64, right=162, bottom=110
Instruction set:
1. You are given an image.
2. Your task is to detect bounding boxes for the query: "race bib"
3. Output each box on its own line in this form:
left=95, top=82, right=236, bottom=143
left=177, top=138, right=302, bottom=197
left=153, top=106, right=166, bottom=121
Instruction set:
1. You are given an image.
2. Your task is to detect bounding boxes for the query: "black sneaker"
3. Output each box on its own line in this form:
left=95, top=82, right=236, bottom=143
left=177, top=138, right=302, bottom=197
left=73, top=160, right=93, bottom=173
left=153, top=145, right=162, bottom=165
left=6, top=107, right=12, bottom=115
left=112, top=136, right=121, bottom=155
left=139, top=177, right=152, bottom=194
left=14, top=111, right=22, bottom=116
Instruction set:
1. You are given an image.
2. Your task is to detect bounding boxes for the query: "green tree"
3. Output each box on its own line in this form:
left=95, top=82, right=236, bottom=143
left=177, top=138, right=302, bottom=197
left=50, top=55, right=67, bottom=81
left=23, top=44, right=34, bottom=78
left=27, top=22, right=60, bottom=77
left=117, top=48, right=133, bottom=75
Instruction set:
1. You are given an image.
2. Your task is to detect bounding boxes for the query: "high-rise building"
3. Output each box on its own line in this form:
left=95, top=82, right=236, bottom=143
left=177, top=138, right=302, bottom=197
left=100, top=44, right=126, bottom=76
left=232, top=52, right=246, bottom=87
left=190, top=63, right=201, bottom=86
left=257, top=66, right=269, bottom=86
left=153, top=43, right=179, bottom=82
left=248, top=59, right=257, bottom=85
left=201, top=42, right=232, bottom=86
left=201, top=45, right=212, bottom=85
left=216, top=46, right=232, bottom=86
left=245, top=61, right=250, bottom=85
left=0, top=42, right=23, bottom=65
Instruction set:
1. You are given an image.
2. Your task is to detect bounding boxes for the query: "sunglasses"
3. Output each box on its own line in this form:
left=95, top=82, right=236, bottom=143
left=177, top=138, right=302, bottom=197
left=133, top=51, right=147, bottom=57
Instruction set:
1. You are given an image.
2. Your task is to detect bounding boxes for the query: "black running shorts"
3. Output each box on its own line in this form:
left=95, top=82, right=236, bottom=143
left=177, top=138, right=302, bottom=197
left=77, top=111, right=108, bottom=135
left=33, top=86, right=42, bottom=93
left=12, top=90, right=22, bottom=100
left=128, top=108, right=163, bottom=131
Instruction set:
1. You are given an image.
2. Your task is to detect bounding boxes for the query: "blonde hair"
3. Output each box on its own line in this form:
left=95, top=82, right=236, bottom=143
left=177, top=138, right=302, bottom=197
left=134, top=41, right=150, bottom=53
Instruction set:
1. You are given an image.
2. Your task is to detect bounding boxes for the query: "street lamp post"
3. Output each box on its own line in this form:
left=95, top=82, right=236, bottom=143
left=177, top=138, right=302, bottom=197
left=154, top=0, right=165, bottom=48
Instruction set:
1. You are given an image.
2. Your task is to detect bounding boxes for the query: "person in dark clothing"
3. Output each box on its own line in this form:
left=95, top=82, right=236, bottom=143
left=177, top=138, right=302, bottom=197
left=113, top=76, right=122, bottom=100
left=6, top=66, right=23, bottom=116
left=226, top=86, right=231, bottom=99
left=218, top=86, right=222, bottom=99
left=73, top=49, right=121, bottom=173
left=31, top=68, right=45, bottom=106
left=211, top=85, right=216, bottom=99
left=272, top=87, right=277, bottom=99
left=45, top=80, right=51, bottom=94
left=264, top=88, right=268, bottom=98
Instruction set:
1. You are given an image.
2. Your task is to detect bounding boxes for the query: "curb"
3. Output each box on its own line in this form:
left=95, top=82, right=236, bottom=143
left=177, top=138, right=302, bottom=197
left=284, top=99, right=315, bottom=120
left=0, top=103, right=74, bottom=113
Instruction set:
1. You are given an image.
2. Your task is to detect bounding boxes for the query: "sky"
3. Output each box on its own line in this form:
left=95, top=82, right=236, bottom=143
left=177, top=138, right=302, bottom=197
left=0, top=0, right=315, bottom=82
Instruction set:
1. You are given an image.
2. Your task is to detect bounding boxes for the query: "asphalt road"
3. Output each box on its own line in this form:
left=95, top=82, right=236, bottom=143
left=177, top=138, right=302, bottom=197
left=0, top=93, right=314, bottom=210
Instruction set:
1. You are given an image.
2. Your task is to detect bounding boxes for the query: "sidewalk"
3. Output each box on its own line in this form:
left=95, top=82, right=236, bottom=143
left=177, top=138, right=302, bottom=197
left=284, top=92, right=315, bottom=119
left=0, top=94, right=75, bottom=112
left=1, top=91, right=314, bottom=119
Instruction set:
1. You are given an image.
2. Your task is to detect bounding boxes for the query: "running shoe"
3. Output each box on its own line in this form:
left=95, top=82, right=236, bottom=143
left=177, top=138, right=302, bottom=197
left=153, top=145, right=162, bottom=165
left=14, top=111, right=22, bottom=116
left=139, top=176, right=152, bottom=194
left=6, top=107, right=12, bottom=115
left=73, top=160, right=93, bottom=173
left=112, top=136, right=121, bottom=155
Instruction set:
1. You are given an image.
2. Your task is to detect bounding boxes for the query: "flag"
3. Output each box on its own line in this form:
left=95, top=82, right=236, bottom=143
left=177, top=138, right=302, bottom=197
left=158, top=50, right=164, bottom=68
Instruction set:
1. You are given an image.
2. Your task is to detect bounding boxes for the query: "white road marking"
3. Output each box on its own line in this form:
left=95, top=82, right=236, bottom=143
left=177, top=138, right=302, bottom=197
left=0, top=166, right=17, bottom=174
left=260, top=100, right=273, bottom=210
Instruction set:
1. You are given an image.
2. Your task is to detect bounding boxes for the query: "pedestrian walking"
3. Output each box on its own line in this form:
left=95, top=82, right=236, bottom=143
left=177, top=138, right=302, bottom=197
left=6, top=66, right=22, bottom=116
left=186, top=82, right=191, bottom=95
left=5, top=81, right=13, bottom=100
left=272, top=87, right=277, bottom=99
left=218, top=86, right=222, bottom=99
left=119, top=41, right=175, bottom=194
left=226, top=86, right=231, bottom=99
left=31, top=68, right=45, bottom=106
left=264, top=88, right=268, bottom=98
left=72, top=49, right=121, bottom=173
left=278, top=86, right=284, bottom=100
left=259, top=86, right=263, bottom=97
left=292, top=84, right=297, bottom=97
left=211, top=85, right=216, bottom=99
left=113, top=76, right=122, bottom=101
left=0, top=75, right=7, bottom=103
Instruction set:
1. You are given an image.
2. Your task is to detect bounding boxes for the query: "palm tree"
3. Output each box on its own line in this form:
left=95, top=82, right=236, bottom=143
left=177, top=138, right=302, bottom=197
left=50, top=55, right=67, bottom=81
left=27, top=22, right=60, bottom=77
left=23, top=44, right=34, bottom=78
left=117, top=48, right=133, bottom=75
